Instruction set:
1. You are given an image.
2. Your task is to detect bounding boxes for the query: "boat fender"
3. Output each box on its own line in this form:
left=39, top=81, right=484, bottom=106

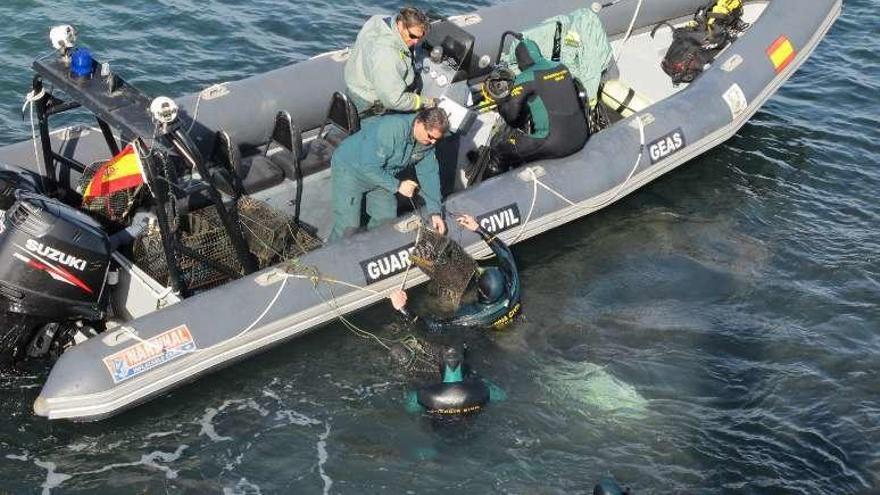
left=416, top=379, right=490, bottom=416
left=599, top=80, right=651, bottom=118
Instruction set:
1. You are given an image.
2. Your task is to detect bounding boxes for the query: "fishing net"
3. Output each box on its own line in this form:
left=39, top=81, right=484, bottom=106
left=388, top=336, right=446, bottom=377
left=410, top=226, right=477, bottom=307
left=133, top=197, right=322, bottom=290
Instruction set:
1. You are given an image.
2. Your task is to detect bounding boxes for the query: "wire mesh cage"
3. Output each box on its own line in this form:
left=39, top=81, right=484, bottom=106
left=411, top=226, right=477, bottom=307
left=79, top=160, right=142, bottom=224
left=237, top=196, right=322, bottom=266
left=133, top=197, right=322, bottom=290
left=133, top=206, right=242, bottom=290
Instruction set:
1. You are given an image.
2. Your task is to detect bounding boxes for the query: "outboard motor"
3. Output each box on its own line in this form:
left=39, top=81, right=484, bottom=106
left=0, top=191, right=111, bottom=365
left=0, top=163, right=45, bottom=209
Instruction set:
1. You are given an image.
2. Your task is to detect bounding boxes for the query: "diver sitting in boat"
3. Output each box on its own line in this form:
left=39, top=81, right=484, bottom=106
left=486, top=38, right=590, bottom=174
left=389, top=213, right=521, bottom=331
left=345, top=6, right=437, bottom=115
left=329, top=108, right=448, bottom=240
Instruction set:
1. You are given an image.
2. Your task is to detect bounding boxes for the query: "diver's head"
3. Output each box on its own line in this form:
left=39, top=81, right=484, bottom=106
left=441, top=346, right=464, bottom=383
left=476, top=266, right=505, bottom=304
left=514, top=39, right=543, bottom=70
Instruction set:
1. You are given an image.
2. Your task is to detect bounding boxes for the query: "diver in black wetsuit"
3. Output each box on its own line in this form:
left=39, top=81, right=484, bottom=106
left=389, top=213, right=522, bottom=332
left=487, top=38, right=590, bottom=173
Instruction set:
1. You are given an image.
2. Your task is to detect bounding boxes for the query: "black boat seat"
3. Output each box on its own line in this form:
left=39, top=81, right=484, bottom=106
left=210, top=130, right=284, bottom=196
left=318, top=91, right=361, bottom=139
left=264, top=110, right=304, bottom=179
left=237, top=154, right=285, bottom=193
left=291, top=91, right=359, bottom=178
left=299, top=138, right=336, bottom=176
left=173, top=176, right=217, bottom=216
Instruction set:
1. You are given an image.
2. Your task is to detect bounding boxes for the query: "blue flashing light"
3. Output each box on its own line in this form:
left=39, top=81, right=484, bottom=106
left=70, top=48, right=94, bottom=78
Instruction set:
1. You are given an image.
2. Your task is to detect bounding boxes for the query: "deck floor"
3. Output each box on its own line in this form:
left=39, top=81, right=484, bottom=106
left=609, top=2, right=769, bottom=104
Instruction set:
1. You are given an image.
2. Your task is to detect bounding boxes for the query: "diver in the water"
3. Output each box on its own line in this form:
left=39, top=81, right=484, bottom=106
left=404, top=344, right=490, bottom=416
left=389, top=213, right=521, bottom=332
left=401, top=342, right=511, bottom=417
left=593, top=477, right=631, bottom=495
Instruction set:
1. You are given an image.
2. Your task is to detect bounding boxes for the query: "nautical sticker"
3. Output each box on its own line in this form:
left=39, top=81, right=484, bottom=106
left=721, top=54, right=744, bottom=72
left=648, top=128, right=686, bottom=164
left=102, top=325, right=196, bottom=384
left=476, top=203, right=522, bottom=234
left=360, top=243, right=416, bottom=284
left=723, top=83, right=748, bottom=120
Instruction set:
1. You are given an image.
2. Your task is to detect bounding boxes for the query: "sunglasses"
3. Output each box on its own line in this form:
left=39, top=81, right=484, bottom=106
left=406, top=27, right=425, bottom=41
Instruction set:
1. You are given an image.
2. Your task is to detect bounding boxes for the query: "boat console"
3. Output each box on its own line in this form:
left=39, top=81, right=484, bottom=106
left=418, top=20, right=476, bottom=109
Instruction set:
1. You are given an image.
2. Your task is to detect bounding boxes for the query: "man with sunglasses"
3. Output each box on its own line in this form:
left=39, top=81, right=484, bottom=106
left=345, top=6, right=436, bottom=114
left=329, top=108, right=449, bottom=240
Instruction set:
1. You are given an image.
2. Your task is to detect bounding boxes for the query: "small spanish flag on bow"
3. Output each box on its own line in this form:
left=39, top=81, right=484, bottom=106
left=82, top=143, right=145, bottom=200
left=766, top=35, right=796, bottom=74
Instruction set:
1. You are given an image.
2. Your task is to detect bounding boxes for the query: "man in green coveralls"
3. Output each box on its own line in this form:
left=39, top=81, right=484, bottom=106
left=329, top=108, right=449, bottom=240
left=344, top=6, right=435, bottom=113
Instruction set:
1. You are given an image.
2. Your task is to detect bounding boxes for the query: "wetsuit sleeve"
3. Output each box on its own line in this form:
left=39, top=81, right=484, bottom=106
left=477, top=227, right=517, bottom=292
left=394, top=305, right=448, bottom=335
left=414, top=151, right=442, bottom=214
left=367, top=46, right=421, bottom=112
left=497, top=79, right=534, bottom=127
left=422, top=303, right=493, bottom=331
left=395, top=305, right=418, bottom=324
left=356, top=122, right=402, bottom=193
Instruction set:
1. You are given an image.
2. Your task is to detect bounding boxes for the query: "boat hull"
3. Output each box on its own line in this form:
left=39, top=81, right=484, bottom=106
left=0, top=0, right=839, bottom=420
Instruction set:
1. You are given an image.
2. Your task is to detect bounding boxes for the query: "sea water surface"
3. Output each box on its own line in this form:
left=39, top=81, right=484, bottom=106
left=0, top=0, right=878, bottom=493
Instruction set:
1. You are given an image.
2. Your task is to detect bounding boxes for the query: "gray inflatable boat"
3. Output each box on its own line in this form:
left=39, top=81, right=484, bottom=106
left=0, top=0, right=839, bottom=420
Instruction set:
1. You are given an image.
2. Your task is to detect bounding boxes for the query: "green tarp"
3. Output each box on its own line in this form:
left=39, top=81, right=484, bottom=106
left=501, top=7, right=613, bottom=103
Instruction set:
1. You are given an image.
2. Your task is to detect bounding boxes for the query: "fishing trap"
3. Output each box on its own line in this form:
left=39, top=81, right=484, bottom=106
left=133, top=196, right=321, bottom=290
left=410, top=225, right=477, bottom=307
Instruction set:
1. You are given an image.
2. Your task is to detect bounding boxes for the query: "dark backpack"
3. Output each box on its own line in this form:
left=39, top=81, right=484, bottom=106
left=658, top=29, right=717, bottom=84
left=653, top=1, right=747, bottom=84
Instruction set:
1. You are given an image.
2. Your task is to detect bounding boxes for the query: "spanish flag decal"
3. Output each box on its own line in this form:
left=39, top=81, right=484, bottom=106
left=767, top=35, right=796, bottom=73
left=82, top=143, right=145, bottom=199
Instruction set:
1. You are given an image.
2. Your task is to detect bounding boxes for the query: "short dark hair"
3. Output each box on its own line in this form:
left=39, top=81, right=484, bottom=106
left=416, top=107, right=449, bottom=134
left=396, top=6, right=429, bottom=30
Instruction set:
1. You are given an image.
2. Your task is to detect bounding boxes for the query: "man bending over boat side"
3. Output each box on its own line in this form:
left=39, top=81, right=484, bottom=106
left=486, top=39, right=590, bottom=175
left=329, top=108, right=448, bottom=240
left=345, top=6, right=436, bottom=115
left=389, top=214, right=522, bottom=332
